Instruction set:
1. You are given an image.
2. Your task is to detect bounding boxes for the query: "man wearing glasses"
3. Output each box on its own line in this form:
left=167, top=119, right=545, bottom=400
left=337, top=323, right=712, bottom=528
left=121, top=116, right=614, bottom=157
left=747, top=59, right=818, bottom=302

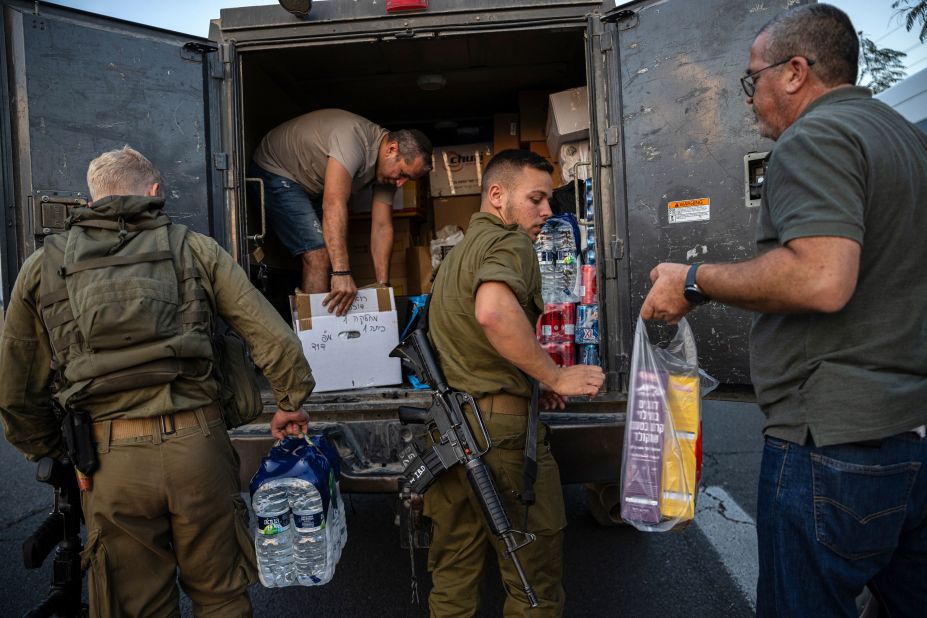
left=250, top=109, right=432, bottom=315
left=641, top=4, right=927, bottom=616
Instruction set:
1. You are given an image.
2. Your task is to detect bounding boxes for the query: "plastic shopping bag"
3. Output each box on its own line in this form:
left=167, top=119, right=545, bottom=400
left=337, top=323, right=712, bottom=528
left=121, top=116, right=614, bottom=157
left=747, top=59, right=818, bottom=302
left=620, top=317, right=717, bottom=532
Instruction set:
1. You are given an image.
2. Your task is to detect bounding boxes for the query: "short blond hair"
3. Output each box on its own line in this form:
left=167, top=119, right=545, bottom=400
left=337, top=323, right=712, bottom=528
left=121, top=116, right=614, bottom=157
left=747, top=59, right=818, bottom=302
left=86, top=145, right=164, bottom=200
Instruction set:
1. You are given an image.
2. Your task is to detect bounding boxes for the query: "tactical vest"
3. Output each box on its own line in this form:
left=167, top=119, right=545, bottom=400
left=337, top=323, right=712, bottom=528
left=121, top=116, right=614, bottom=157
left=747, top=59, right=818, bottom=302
left=38, top=196, right=215, bottom=409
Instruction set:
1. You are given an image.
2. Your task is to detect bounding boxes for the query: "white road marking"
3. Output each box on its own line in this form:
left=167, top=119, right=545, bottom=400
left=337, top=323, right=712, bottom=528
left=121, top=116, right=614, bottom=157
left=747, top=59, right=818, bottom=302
left=695, top=485, right=758, bottom=611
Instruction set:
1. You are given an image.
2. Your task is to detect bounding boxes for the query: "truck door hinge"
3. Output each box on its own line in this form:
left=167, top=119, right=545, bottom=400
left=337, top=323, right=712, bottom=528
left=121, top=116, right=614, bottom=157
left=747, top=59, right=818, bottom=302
left=610, top=239, right=625, bottom=260
left=598, top=33, right=613, bottom=53
left=604, top=257, right=623, bottom=281
left=32, top=191, right=88, bottom=236
left=213, top=153, right=229, bottom=171
left=605, top=126, right=620, bottom=147
left=183, top=42, right=218, bottom=54
left=603, top=8, right=639, bottom=30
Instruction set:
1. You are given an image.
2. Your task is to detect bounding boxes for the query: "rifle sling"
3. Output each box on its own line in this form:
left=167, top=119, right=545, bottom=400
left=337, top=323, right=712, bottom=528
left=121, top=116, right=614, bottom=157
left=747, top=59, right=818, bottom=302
left=521, top=379, right=539, bottom=516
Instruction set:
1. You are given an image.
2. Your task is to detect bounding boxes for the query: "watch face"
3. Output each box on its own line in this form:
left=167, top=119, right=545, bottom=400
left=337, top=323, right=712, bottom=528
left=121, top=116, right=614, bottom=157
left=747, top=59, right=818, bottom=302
left=684, top=286, right=707, bottom=305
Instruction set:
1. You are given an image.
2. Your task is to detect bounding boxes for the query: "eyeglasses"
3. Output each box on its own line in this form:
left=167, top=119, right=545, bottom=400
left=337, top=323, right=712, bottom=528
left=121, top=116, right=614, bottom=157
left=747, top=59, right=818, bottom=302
left=740, top=57, right=815, bottom=97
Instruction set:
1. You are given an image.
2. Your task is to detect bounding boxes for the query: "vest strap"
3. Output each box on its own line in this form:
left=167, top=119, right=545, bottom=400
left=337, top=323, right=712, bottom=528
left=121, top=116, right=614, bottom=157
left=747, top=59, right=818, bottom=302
left=59, top=250, right=173, bottom=276
left=44, top=306, right=75, bottom=330
left=39, top=286, right=70, bottom=309
left=72, top=219, right=168, bottom=232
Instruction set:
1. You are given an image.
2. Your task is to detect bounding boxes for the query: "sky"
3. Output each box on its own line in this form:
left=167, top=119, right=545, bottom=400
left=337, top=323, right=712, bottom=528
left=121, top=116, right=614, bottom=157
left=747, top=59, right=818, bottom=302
left=50, top=0, right=926, bottom=80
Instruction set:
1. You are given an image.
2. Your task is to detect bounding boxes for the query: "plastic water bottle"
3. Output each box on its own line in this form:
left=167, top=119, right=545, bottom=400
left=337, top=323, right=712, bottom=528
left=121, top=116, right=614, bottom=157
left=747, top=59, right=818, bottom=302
left=536, top=218, right=579, bottom=303
left=332, top=480, right=347, bottom=560
left=289, top=478, right=329, bottom=585
left=315, top=435, right=348, bottom=561
left=535, top=225, right=560, bottom=303
left=252, top=483, right=296, bottom=587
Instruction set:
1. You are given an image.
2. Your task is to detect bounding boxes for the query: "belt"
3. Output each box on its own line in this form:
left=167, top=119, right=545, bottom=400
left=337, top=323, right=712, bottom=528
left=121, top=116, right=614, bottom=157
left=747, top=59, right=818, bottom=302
left=92, top=404, right=223, bottom=442
left=476, top=393, right=530, bottom=416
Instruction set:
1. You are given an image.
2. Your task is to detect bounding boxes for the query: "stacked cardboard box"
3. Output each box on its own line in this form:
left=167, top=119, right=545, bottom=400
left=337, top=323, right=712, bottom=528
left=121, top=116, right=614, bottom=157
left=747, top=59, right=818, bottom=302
left=429, top=143, right=493, bottom=197
left=349, top=218, right=415, bottom=294
left=433, top=195, right=481, bottom=233
left=406, top=246, right=434, bottom=295
left=492, top=113, right=520, bottom=154
left=527, top=141, right=563, bottom=187
left=348, top=179, right=426, bottom=216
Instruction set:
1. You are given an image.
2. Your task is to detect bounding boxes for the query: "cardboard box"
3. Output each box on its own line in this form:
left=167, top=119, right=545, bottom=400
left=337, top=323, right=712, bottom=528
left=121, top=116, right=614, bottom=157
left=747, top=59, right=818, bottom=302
left=406, top=246, right=434, bottom=295
left=349, top=180, right=426, bottom=215
left=433, top=195, right=482, bottom=233
left=353, top=277, right=407, bottom=296
left=290, top=288, right=402, bottom=392
left=429, top=143, right=493, bottom=197
left=348, top=218, right=413, bottom=261
left=546, top=86, right=589, bottom=157
left=519, top=91, right=549, bottom=142
left=352, top=251, right=406, bottom=280
left=528, top=141, right=563, bottom=187
left=493, top=113, right=520, bottom=154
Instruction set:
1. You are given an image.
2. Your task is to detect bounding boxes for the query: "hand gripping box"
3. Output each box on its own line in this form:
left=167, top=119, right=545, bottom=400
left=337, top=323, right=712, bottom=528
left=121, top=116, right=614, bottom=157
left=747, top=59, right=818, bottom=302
left=289, top=288, right=402, bottom=392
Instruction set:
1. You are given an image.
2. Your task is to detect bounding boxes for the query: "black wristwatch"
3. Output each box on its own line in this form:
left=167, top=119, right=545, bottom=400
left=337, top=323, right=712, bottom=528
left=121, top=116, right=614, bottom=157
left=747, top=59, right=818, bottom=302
left=683, top=263, right=710, bottom=305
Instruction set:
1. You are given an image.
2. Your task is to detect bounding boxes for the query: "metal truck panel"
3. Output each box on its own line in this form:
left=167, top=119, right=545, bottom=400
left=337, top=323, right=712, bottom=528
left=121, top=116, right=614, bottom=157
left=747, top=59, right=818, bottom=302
left=216, top=0, right=607, bottom=50
left=605, top=0, right=811, bottom=383
left=0, top=0, right=224, bottom=294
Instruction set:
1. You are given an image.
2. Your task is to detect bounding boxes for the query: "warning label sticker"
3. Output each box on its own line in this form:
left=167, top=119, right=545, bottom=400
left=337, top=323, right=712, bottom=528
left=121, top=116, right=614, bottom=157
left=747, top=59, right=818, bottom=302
left=668, top=198, right=710, bottom=224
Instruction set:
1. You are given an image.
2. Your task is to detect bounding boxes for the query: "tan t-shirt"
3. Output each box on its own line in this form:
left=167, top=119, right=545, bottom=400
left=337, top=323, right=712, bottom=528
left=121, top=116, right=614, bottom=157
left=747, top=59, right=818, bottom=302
left=429, top=212, right=544, bottom=399
left=252, top=108, right=395, bottom=204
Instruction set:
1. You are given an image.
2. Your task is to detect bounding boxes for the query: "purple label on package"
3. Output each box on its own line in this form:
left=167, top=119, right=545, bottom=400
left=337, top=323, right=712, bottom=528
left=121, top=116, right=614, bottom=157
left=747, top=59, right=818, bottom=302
left=621, top=369, right=666, bottom=525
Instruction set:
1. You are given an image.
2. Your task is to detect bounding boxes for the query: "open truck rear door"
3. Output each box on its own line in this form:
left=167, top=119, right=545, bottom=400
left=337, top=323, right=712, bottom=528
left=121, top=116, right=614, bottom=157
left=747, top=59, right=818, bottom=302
left=0, top=0, right=226, bottom=300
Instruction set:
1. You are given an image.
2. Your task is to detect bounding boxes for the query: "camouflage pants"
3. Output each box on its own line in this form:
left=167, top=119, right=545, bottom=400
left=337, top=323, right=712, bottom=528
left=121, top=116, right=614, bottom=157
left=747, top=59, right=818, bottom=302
left=424, top=409, right=567, bottom=617
left=80, top=413, right=256, bottom=617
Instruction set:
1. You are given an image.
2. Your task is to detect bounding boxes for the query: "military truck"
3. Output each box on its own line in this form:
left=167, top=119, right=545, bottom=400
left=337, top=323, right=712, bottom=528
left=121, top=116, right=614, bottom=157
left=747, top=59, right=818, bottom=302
left=0, top=0, right=794, bottom=524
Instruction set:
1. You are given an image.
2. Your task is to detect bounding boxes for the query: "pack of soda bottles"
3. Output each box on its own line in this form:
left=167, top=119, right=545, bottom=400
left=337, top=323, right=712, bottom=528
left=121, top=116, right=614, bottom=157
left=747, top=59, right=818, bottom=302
left=535, top=178, right=599, bottom=367
left=250, top=434, right=348, bottom=587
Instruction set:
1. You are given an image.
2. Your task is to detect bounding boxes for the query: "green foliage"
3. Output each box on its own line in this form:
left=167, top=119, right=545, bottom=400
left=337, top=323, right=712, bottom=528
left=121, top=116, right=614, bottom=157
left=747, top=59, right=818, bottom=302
left=892, top=0, right=927, bottom=44
left=858, top=33, right=907, bottom=93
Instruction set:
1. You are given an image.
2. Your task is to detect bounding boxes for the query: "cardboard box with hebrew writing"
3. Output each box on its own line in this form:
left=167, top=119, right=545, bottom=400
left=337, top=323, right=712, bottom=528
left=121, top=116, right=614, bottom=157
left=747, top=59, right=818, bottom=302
left=289, top=288, right=402, bottom=392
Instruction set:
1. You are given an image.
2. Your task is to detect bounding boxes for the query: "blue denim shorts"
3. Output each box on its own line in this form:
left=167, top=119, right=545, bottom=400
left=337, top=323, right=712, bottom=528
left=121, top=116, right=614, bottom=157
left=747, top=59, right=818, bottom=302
left=247, top=162, right=325, bottom=256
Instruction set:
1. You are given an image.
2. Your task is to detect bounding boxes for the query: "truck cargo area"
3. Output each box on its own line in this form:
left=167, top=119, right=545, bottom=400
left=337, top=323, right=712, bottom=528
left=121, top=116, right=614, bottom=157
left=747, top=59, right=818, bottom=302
left=238, top=27, right=589, bottom=308
left=229, top=24, right=626, bottom=492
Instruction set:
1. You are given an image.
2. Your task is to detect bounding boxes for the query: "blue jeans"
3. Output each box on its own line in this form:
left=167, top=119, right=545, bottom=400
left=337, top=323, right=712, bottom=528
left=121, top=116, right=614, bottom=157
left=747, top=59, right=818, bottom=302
left=756, top=433, right=927, bottom=617
left=247, top=162, right=325, bottom=256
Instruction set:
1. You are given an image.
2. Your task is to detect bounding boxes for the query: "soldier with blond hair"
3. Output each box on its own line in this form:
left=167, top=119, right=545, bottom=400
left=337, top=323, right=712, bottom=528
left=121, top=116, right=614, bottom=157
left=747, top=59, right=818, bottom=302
left=0, top=145, right=315, bottom=616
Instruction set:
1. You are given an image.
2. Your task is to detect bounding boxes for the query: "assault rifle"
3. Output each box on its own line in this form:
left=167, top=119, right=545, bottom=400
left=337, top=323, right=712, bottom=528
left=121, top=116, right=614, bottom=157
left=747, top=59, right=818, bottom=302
left=390, top=328, right=538, bottom=608
left=22, top=456, right=87, bottom=618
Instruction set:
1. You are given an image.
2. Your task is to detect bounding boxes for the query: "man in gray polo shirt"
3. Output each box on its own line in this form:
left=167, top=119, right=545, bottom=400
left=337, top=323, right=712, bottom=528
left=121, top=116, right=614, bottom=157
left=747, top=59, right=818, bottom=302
left=250, top=109, right=432, bottom=315
left=641, top=4, right=927, bottom=616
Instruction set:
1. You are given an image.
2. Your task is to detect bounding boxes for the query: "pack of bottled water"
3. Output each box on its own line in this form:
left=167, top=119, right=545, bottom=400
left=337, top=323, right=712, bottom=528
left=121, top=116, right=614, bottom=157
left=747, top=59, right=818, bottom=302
left=250, top=434, right=347, bottom=587
left=535, top=216, right=580, bottom=303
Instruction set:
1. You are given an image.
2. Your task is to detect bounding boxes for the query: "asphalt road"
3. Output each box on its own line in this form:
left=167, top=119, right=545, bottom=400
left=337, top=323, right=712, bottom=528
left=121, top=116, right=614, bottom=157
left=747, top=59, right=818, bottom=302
left=0, top=400, right=764, bottom=617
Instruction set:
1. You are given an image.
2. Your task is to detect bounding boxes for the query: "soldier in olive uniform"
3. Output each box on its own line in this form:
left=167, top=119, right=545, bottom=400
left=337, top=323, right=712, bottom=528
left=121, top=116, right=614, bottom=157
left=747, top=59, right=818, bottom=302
left=0, top=146, right=315, bottom=617
left=427, top=149, right=605, bottom=616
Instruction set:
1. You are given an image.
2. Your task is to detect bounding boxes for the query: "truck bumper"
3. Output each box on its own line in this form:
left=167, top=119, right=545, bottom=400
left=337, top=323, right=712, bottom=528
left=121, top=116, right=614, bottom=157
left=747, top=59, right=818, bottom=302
left=231, top=399, right=626, bottom=493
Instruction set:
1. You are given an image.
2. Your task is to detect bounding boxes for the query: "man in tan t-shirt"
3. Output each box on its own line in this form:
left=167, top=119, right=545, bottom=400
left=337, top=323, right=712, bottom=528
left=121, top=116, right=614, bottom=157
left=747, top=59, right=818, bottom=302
left=250, top=109, right=432, bottom=315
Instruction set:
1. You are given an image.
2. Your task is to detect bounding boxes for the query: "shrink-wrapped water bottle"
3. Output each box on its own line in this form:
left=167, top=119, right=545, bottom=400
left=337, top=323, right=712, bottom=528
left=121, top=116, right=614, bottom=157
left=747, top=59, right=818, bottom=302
left=289, top=478, right=328, bottom=585
left=252, top=483, right=296, bottom=587
left=315, top=435, right=347, bottom=560
left=535, top=218, right=579, bottom=303
left=250, top=435, right=347, bottom=587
